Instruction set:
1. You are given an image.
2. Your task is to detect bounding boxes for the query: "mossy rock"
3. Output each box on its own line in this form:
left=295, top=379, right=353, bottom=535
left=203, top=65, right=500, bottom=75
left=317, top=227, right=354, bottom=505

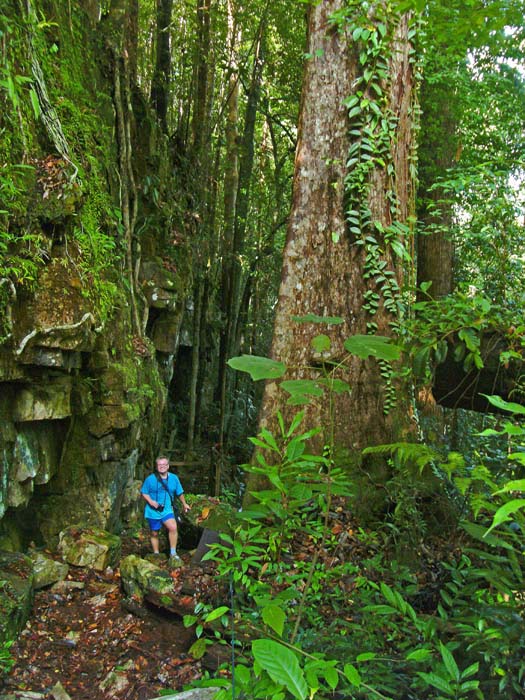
left=119, top=554, right=194, bottom=616
left=58, top=525, right=121, bottom=571
left=120, top=554, right=173, bottom=600
left=185, top=495, right=235, bottom=533
left=0, top=551, right=34, bottom=643
left=29, top=551, right=69, bottom=590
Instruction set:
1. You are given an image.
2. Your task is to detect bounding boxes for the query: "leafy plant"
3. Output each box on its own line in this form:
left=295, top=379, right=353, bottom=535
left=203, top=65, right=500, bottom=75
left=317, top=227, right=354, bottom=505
left=0, top=640, right=14, bottom=676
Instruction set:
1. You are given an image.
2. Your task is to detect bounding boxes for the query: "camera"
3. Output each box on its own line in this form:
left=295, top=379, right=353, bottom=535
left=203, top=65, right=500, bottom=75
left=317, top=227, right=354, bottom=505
left=155, top=504, right=164, bottom=512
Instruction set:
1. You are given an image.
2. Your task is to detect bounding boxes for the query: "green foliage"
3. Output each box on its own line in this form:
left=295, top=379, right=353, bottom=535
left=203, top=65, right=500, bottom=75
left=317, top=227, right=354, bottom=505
left=0, top=640, right=13, bottom=677
left=228, top=330, right=400, bottom=414
left=188, top=390, right=525, bottom=699
left=406, top=289, right=523, bottom=384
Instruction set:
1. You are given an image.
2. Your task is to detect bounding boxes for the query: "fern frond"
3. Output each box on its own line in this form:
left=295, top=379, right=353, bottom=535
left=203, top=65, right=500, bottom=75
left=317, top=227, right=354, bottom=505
left=363, top=442, right=440, bottom=473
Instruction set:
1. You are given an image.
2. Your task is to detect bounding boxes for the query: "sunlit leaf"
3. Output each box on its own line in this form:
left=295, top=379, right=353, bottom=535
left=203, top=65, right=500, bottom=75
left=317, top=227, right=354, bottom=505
left=262, top=604, right=286, bottom=636
left=485, top=499, right=525, bottom=536
left=227, top=355, right=286, bottom=381
left=482, top=394, right=525, bottom=415
left=343, top=334, right=401, bottom=361
left=252, top=640, right=307, bottom=700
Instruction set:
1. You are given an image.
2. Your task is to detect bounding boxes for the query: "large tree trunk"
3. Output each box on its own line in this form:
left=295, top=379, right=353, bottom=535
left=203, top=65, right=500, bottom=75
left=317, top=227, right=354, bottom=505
left=256, top=1, right=417, bottom=470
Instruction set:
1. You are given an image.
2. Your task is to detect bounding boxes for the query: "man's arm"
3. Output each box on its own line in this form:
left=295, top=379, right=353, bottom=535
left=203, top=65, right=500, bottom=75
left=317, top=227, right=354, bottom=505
left=142, top=492, right=160, bottom=509
left=141, top=478, right=160, bottom=510
left=178, top=493, right=191, bottom=513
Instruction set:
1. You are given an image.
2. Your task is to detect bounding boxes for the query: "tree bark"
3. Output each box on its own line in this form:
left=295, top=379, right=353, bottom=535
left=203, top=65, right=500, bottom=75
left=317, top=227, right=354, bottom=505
left=217, top=0, right=240, bottom=455
left=256, top=1, right=417, bottom=462
left=416, top=76, right=458, bottom=299
left=150, top=0, right=173, bottom=132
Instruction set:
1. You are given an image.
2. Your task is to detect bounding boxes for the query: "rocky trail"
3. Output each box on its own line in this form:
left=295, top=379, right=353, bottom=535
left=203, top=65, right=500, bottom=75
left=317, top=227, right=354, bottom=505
left=0, top=497, right=451, bottom=700
left=0, top=529, right=224, bottom=700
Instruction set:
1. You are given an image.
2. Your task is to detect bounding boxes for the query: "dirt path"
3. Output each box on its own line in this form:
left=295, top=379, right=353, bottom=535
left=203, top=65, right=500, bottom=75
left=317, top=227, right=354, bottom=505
left=1, top=532, right=221, bottom=700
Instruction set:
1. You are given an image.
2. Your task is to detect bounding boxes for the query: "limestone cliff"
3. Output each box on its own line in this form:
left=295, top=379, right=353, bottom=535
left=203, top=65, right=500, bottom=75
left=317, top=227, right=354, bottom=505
left=0, top=1, right=191, bottom=549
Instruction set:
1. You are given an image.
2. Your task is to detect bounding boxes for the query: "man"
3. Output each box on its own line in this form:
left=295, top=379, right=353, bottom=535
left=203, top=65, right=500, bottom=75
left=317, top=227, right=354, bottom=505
left=141, top=456, right=191, bottom=564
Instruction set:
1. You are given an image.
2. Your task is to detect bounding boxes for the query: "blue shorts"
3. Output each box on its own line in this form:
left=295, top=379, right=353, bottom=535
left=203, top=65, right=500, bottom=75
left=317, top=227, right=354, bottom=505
left=147, top=512, right=175, bottom=530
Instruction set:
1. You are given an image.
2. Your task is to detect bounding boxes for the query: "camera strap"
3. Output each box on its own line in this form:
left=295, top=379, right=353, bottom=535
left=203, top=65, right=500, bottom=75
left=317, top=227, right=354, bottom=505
left=155, top=473, right=178, bottom=514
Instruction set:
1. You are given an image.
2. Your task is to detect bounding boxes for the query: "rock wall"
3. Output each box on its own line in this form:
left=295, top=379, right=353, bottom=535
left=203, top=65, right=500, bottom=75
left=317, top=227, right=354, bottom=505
left=0, top=1, right=192, bottom=549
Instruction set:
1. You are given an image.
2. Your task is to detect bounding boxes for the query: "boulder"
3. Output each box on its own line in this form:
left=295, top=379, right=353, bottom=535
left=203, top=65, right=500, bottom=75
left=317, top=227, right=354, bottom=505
left=57, top=526, right=121, bottom=571
left=12, top=378, right=72, bottom=422
left=184, top=496, right=235, bottom=533
left=0, top=551, right=34, bottom=643
left=119, top=554, right=195, bottom=616
left=29, top=551, right=69, bottom=590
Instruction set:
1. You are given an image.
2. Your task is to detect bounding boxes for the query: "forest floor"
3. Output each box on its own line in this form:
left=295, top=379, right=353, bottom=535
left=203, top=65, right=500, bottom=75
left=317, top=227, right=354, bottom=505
left=0, top=499, right=452, bottom=700
left=0, top=528, right=223, bottom=700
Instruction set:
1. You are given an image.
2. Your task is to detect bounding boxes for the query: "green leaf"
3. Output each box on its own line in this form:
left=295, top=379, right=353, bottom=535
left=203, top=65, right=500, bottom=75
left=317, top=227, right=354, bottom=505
left=481, top=394, right=525, bottom=415
left=317, top=377, right=351, bottom=394
left=227, top=355, right=286, bottom=381
left=343, top=663, right=361, bottom=687
left=458, top=327, right=479, bottom=353
left=324, top=666, right=339, bottom=689
left=485, top=499, right=525, bottom=536
left=460, top=662, right=479, bottom=680
left=280, top=380, right=324, bottom=402
left=286, top=411, right=305, bottom=438
left=461, top=521, right=514, bottom=550
left=29, top=87, right=40, bottom=119
left=439, top=642, right=460, bottom=682
left=356, top=652, right=376, bottom=662
left=204, top=606, right=229, bottom=623
left=189, top=637, right=210, bottom=659
left=311, top=334, right=331, bottom=353
left=252, top=640, right=308, bottom=700
left=417, top=671, right=453, bottom=694
left=291, top=314, right=344, bottom=325
left=262, top=605, right=286, bottom=637
left=344, top=334, right=401, bottom=361
left=494, top=480, right=525, bottom=495
left=406, top=649, right=432, bottom=662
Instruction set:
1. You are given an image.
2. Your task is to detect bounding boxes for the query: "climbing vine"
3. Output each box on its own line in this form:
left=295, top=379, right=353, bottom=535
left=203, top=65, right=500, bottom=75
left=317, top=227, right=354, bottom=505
left=330, top=1, right=421, bottom=414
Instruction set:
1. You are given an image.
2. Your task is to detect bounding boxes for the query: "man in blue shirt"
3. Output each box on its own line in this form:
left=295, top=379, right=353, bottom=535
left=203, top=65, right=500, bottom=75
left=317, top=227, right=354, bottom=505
left=141, top=456, right=191, bottom=564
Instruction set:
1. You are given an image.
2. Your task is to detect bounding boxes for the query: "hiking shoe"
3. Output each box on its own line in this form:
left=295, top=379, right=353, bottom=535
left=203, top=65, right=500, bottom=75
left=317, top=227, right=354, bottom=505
left=169, top=554, right=183, bottom=568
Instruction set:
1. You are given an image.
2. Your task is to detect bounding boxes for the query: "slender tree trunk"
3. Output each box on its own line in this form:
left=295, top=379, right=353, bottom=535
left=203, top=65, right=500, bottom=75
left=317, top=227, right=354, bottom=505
left=217, top=0, right=240, bottom=453
left=416, top=76, right=458, bottom=299
left=256, top=1, right=417, bottom=469
left=186, top=280, right=204, bottom=454
left=150, top=0, right=173, bottom=131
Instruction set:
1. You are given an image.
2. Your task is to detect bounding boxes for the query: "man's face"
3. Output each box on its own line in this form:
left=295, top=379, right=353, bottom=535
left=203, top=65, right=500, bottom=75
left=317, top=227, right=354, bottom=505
left=156, top=459, right=169, bottom=475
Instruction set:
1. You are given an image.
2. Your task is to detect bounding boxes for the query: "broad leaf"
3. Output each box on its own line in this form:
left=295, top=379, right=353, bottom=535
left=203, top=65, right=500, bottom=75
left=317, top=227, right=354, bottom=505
left=252, top=640, right=308, bottom=700
left=344, top=334, right=401, bottom=361
left=482, top=394, right=525, bottom=415
left=311, top=334, right=331, bottom=353
left=281, top=379, right=324, bottom=398
left=343, top=663, right=361, bottom=687
left=317, top=377, right=351, bottom=394
left=204, top=606, right=229, bottom=623
left=262, top=605, right=286, bottom=637
left=417, top=672, right=452, bottom=694
left=228, top=355, right=286, bottom=381
left=494, top=479, right=525, bottom=495
left=406, top=649, right=432, bottom=662
left=440, top=642, right=460, bottom=682
left=485, top=499, right=525, bottom=536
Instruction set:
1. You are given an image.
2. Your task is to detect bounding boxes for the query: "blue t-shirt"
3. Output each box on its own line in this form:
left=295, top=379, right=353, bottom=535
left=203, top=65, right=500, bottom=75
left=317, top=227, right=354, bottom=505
left=141, top=472, right=184, bottom=520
